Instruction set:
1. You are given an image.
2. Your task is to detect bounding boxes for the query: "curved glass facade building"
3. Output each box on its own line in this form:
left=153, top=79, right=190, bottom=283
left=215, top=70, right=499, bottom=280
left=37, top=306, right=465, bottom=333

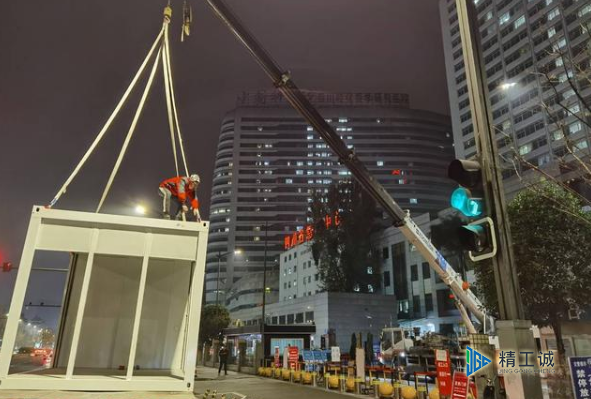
left=206, top=91, right=455, bottom=311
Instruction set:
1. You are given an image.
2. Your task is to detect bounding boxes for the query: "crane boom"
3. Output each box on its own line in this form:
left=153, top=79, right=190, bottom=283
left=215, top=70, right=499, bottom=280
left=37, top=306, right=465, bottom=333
left=203, top=0, right=490, bottom=332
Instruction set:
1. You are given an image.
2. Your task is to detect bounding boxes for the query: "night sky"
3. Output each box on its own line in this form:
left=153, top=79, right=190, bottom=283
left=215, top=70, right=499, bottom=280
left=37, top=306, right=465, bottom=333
left=0, top=0, right=450, bottom=322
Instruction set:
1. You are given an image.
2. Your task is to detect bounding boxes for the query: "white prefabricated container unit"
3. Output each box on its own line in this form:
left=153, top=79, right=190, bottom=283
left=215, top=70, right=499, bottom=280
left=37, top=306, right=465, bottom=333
left=0, top=206, right=209, bottom=391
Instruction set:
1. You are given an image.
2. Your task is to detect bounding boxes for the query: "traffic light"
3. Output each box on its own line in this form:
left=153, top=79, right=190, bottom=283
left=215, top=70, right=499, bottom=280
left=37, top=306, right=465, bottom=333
left=2, top=262, right=12, bottom=272
left=448, top=160, right=483, bottom=217
left=448, top=159, right=497, bottom=261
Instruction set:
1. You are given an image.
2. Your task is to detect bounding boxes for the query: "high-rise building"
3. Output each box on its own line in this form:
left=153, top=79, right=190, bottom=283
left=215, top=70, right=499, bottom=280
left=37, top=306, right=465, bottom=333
left=206, top=91, right=455, bottom=311
left=439, top=0, right=591, bottom=196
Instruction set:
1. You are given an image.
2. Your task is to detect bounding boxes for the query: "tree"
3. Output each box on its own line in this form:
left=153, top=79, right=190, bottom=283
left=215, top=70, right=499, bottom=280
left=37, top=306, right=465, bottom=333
left=199, top=305, right=231, bottom=345
left=310, top=180, right=381, bottom=293
left=40, top=329, right=55, bottom=348
left=474, top=181, right=591, bottom=360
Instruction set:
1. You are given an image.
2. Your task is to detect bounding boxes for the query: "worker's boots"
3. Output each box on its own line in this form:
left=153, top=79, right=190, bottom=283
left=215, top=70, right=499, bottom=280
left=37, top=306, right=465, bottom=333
left=163, top=212, right=171, bottom=220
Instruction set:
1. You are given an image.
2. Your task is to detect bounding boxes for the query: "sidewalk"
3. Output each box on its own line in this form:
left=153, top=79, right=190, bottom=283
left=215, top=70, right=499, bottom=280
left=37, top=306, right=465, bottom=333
left=195, top=365, right=248, bottom=381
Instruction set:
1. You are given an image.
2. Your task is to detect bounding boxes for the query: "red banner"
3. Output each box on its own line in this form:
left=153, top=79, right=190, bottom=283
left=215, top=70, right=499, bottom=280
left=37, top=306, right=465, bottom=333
left=452, top=371, right=469, bottom=399
left=274, top=347, right=281, bottom=367
left=435, top=349, right=452, bottom=396
left=288, top=346, right=299, bottom=369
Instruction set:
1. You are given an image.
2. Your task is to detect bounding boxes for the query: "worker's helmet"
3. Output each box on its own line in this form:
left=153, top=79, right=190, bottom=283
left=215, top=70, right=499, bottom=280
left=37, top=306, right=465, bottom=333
left=189, top=174, right=201, bottom=183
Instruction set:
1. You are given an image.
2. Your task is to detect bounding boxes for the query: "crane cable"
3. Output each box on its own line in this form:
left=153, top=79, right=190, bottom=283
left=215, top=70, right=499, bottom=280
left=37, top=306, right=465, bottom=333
left=48, top=28, right=164, bottom=208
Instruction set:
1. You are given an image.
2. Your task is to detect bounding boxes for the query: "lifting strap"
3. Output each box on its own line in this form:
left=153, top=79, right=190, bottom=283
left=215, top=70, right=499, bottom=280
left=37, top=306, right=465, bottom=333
left=48, top=28, right=164, bottom=208
left=163, top=22, right=190, bottom=176
left=96, top=45, right=163, bottom=213
left=162, top=22, right=180, bottom=177
left=49, top=4, right=191, bottom=211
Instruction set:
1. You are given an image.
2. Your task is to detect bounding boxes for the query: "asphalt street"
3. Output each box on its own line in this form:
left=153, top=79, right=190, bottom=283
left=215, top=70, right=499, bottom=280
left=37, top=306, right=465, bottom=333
left=0, top=367, right=363, bottom=399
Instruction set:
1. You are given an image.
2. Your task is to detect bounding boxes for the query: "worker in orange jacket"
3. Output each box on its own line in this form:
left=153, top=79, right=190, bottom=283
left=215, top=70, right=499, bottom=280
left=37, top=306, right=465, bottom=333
left=159, top=174, right=201, bottom=221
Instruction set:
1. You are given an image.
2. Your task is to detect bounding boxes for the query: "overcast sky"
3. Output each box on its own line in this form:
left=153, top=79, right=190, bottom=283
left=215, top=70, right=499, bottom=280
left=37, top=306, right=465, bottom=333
left=0, top=0, right=450, bottom=315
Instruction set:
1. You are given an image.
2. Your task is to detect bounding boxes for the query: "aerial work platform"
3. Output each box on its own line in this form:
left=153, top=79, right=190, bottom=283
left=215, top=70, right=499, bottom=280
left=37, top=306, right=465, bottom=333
left=0, top=206, right=209, bottom=391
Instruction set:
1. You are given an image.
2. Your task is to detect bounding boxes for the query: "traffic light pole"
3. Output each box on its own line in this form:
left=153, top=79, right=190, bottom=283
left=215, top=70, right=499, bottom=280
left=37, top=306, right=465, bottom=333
left=455, top=0, right=542, bottom=397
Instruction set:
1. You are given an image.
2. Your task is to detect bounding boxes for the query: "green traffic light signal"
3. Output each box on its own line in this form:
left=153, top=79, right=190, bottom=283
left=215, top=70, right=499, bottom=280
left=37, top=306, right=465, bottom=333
left=450, top=187, right=483, bottom=217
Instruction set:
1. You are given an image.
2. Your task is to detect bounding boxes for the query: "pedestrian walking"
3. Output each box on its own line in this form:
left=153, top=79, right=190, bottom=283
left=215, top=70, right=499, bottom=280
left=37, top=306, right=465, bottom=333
left=218, top=344, right=229, bottom=376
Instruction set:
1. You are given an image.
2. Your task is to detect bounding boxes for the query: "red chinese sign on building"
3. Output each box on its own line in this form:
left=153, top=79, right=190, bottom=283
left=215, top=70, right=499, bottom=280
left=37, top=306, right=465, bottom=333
left=283, top=212, right=340, bottom=250
left=435, top=349, right=452, bottom=396
left=451, top=371, right=469, bottom=399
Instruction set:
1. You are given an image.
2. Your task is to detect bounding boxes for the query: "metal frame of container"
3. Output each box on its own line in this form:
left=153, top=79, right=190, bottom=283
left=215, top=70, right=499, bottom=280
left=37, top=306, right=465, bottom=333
left=0, top=206, right=208, bottom=391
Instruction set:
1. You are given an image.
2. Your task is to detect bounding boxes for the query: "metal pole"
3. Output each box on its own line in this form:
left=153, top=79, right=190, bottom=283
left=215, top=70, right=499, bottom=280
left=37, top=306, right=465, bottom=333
left=261, top=221, right=268, bottom=357
left=455, top=0, right=542, bottom=397
left=216, top=251, right=221, bottom=306
left=455, top=0, right=523, bottom=321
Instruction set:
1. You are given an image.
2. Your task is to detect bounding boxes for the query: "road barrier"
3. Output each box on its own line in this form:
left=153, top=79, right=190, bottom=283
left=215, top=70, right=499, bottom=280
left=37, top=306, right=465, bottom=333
left=255, top=364, right=435, bottom=399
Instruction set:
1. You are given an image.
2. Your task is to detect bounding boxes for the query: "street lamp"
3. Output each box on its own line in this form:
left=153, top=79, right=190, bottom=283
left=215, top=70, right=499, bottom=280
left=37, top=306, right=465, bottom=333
left=499, top=81, right=517, bottom=90
left=216, top=249, right=242, bottom=306
left=135, top=204, right=147, bottom=215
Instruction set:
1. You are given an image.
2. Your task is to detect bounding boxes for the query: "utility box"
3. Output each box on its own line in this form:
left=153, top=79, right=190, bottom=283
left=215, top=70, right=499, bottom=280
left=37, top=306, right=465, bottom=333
left=0, top=206, right=209, bottom=391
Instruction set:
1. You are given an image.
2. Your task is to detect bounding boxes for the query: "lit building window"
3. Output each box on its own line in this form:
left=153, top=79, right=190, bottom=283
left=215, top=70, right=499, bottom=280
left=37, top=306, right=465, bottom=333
left=548, top=7, right=560, bottom=20
left=307, top=126, right=313, bottom=131
left=285, top=178, right=293, bottom=184
left=519, top=143, right=532, bottom=155
left=367, top=267, right=373, bottom=274
left=575, top=140, right=589, bottom=151
left=537, top=153, right=551, bottom=166
left=499, top=12, right=510, bottom=25
left=410, top=198, right=418, bottom=204
left=569, top=103, right=580, bottom=114
left=514, top=15, right=525, bottom=29
left=338, top=117, right=348, bottom=123
left=377, top=160, right=384, bottom=166
left=307, top=134, right=314, bottom=140
left=569, top=122, right=582, bottom=134
left=578, top=4, right=591, bottom=17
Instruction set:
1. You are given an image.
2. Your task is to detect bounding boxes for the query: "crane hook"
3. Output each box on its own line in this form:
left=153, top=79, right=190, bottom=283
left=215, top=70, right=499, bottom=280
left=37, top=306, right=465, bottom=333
left=181, top=0, right=192, bottom=42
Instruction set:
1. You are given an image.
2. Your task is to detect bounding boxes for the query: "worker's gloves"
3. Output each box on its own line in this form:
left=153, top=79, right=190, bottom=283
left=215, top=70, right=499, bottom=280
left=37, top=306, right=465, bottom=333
left=193, top=208, right=201, bottom=222
left=182, top=204, right=189, bottom=213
